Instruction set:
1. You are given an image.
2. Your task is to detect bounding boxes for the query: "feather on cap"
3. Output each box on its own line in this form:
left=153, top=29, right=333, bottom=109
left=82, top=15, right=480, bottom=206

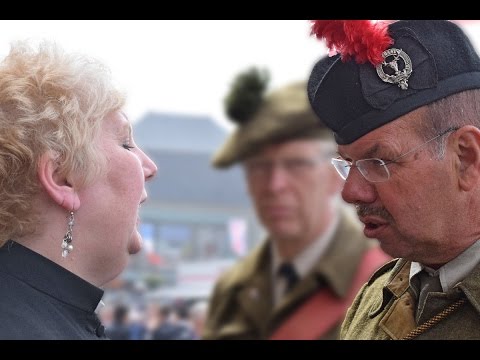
left=307, top=20, right=480, bottom=144
left=310, top=20, right=393, bottom=66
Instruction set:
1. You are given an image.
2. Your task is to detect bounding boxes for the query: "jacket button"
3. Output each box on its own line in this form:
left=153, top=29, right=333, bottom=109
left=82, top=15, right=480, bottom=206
left=96, top=324, right=105, bottom=337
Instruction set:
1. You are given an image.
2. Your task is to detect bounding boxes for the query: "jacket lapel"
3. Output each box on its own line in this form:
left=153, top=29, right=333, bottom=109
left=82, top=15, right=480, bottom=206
left=233, top=241, right=274, bottom=334
left=237, top=270, right=273, bottom=333
left=315, top=210, right=371, bottom=298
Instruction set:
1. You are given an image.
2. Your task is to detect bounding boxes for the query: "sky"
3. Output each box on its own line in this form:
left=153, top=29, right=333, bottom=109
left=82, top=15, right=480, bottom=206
left=0, top=20, right=327, bottom=131
left=0, top=20, right=479, bottom=132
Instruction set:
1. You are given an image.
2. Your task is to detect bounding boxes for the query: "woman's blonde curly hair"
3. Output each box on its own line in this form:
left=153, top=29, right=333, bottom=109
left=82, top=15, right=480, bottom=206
left=0, top=40, right=125, bottom=245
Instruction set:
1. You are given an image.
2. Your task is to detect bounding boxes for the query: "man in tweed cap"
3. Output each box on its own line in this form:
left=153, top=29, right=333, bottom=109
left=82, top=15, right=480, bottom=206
left=203, top=68, right=389, bottom=340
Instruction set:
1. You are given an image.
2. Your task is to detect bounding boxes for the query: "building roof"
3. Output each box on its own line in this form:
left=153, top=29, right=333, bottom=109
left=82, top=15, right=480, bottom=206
left=134, top=112, right=250, bottom=207
left=134, top=112, right=229, bottom=153
left=145, top=149, right=250, bottom=207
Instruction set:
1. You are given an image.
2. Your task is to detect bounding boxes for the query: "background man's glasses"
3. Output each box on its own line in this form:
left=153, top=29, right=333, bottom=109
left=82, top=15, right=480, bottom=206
left=331, top=127, right=459, bottom=183
left=245, top=156, right=326, bottom=180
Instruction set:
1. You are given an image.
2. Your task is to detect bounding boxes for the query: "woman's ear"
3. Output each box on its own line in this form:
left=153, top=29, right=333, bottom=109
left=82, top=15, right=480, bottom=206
left=453, top=126, right=480, bottom=191
left=37, top=152, right=80, bottom=211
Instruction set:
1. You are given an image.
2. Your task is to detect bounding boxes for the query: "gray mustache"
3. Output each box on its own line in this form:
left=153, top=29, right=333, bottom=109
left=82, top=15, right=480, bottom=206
left=355, top=204, right=394, bottom=222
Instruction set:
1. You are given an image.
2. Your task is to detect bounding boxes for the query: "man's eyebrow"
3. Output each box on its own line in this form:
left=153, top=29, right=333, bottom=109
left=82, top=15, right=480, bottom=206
left=338, top=143, right=381, bottom=160
left=363, top=143, right=381, bottom=158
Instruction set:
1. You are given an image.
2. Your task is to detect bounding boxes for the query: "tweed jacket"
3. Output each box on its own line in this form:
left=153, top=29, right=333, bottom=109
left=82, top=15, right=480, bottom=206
left=203, top=211, right=384, bottom=340
left=341, top=258, right=480, bottom=340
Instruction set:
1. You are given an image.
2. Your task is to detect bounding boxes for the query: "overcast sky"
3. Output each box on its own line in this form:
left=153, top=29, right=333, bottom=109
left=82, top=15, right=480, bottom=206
left=0, top=20, right=479, bottom=131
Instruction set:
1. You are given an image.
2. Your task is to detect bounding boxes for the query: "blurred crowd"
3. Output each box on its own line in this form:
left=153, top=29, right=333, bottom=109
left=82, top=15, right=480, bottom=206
left=99, top=299, right=208, bottom=340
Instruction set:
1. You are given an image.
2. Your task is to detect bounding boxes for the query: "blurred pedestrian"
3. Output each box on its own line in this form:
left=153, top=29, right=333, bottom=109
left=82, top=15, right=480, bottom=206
left=203, top=68, right=389, bottom=339
left=106, top=305, right=131, bottom=340
left=189, top=300, right=209, bottom=339
left=150, top=305, right=196, bottom=340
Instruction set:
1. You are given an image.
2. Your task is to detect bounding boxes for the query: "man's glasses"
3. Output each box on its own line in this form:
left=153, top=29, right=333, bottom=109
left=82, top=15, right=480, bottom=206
left=331, top=127, right=459, bottom=183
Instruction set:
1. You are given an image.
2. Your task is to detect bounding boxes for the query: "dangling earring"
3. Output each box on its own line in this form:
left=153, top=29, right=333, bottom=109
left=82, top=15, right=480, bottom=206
left=61, top=211, right=75, bottom=258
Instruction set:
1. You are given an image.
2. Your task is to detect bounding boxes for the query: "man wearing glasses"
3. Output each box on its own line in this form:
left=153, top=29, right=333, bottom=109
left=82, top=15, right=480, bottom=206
left=202, top=68, right=389, bottom=340
left=308, top=20, right=480, bottom=339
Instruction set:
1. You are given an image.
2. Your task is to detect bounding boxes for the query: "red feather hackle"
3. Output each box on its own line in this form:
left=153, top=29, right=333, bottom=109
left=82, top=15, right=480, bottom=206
left=310, top=20, right=393, bottom=66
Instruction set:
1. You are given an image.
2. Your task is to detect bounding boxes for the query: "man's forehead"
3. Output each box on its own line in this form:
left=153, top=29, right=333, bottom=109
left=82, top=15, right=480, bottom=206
left=339, top=107, right=423, bottom=149
left=255, top=138, right=333, bottom=157
left=337, top=122, right=411, bottom=157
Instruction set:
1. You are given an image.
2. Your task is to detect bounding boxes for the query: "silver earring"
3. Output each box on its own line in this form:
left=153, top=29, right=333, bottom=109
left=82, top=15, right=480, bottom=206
left=61, top=211, right=74, bottom=258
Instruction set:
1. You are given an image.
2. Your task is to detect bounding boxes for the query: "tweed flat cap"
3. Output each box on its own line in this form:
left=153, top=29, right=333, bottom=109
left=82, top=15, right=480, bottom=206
left=212, top=79, right=332, bottom=168
left=308, top=20, right=480, bottom=144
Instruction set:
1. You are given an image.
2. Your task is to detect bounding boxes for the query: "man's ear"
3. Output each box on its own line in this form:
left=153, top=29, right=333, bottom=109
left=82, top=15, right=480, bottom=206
left=37, top=152, right=80, bottom=211
left=453, top=126, right=480, bottom=191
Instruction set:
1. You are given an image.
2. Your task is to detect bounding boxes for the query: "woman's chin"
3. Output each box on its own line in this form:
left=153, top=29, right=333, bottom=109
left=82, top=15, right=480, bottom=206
left=128, top=232, right=143, bottom=255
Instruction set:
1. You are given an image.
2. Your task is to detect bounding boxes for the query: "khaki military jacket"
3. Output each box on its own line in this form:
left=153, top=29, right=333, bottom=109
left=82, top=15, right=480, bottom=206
left=341, top=258, right=480, bottom=340
left=203, top=211, right=381, bottom=340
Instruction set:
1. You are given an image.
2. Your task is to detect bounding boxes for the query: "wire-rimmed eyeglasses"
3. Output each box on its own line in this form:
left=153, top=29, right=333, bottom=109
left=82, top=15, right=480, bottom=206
left=331, top=127, right=459, bottom=183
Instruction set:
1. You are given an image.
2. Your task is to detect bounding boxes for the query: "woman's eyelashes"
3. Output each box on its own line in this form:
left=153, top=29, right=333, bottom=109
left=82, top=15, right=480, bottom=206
left=122, top=143, right=135, bottom=151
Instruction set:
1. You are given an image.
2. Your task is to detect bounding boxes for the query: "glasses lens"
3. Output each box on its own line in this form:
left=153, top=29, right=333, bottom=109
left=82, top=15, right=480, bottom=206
left=357, top=159, right=389, bottom=182
left=331, top=158, right=350, bottom=180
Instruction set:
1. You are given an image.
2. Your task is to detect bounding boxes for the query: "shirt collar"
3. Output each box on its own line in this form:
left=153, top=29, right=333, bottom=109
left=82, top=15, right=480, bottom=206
left=271, top=212, right=339, bottom=305
left=271, top=212, right=339, bottom=279
left=409, top=239, right=480, bottom=292
left=0, top=240, right=104, bottom=313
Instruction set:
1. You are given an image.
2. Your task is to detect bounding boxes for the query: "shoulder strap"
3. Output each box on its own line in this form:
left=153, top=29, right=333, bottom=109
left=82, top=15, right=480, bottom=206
left=269, top=246, right=390, bottom=340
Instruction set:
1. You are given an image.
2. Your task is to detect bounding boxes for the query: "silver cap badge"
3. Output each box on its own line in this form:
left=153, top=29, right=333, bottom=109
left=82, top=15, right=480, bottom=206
left=376, top=48, right=412, bottom=90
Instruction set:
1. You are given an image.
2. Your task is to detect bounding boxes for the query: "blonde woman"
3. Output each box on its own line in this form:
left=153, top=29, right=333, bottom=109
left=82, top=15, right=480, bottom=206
left=0, top=41, right=157, bottom=339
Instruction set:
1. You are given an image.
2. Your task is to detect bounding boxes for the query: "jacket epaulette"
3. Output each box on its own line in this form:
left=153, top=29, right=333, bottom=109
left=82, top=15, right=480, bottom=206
left=367, top=258, right=399, bottom=285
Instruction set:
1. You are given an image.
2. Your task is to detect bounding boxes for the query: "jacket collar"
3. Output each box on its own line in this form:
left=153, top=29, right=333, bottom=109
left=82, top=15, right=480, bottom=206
left=371, top=257, right=480, bottom=317
left=458, top=261, right=480, bottom=315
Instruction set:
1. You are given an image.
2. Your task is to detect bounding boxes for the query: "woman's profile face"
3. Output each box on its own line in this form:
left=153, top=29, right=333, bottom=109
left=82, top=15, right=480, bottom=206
left=76, top=111, right=157, bottom=284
